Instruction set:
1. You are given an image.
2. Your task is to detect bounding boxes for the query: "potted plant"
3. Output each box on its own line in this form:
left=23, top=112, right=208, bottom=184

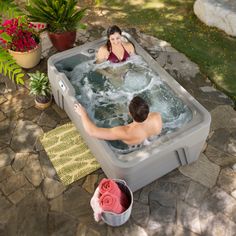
left=28, top=71, right=52, bottom=110
left=0, top=1, right=25, bottom=85
left=26, top=0, right=87, bottom=51
left=0, top=16, right=41, bottom=72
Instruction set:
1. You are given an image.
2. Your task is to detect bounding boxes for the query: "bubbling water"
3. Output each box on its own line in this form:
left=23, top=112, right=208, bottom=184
left=56, top=54, right=192, bottom=152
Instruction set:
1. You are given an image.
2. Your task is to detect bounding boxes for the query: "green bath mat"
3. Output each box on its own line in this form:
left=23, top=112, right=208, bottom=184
left=40, top=122, right=100, bottom=185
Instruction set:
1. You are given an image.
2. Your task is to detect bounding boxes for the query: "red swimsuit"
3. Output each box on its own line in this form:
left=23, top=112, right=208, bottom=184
left=107, top=45, right=130, bottom=63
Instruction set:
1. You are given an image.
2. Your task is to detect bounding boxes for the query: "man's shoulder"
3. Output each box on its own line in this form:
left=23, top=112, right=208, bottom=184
left=110, top=125, right=131, bottom=141
left=150, top=112, right=161, bottom=119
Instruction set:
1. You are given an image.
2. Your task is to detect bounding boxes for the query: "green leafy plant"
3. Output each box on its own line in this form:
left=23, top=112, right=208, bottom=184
left=0, top=46, right=25, bottom=84
left=0, top=0, right=25, bottom=84
left=26, top=0, right=87, bottom=33
left=0, top=0, right=23, bottom=19
left=28, top=71, right=51, bottom=103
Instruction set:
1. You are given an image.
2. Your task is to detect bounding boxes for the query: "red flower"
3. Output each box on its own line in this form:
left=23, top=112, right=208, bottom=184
left=0, top=17, right=39, bottom=52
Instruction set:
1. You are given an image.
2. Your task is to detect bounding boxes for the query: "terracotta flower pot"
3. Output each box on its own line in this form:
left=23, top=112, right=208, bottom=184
left=35, top=96, right=52, bottom=110
left=8, top=43, right=42, bottom=69
left=48, top=31, right=76, bottom=51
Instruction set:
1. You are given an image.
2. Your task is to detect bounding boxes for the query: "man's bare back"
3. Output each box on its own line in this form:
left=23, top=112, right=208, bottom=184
left=74, top=96, right=162, bottom=145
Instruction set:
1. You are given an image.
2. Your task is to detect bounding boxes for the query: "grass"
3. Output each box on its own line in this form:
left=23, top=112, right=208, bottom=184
left=88, top=0, right=236, bottom=102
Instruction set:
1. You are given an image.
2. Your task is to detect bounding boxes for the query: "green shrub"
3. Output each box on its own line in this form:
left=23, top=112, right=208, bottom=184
left=26, top=0, right=87, bottom=33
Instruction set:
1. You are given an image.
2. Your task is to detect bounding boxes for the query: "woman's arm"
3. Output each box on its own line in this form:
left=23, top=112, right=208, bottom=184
left=96, top=45, right=109, bottom=63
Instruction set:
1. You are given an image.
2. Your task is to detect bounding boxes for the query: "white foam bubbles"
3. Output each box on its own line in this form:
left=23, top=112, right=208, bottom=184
left=68, top=54, right=192, bottom=135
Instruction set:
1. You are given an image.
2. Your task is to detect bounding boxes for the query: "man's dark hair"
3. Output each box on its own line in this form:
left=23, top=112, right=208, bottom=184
left=129, top=96, right=149, bottom=122
left=106, top=25, right=122, bottom=50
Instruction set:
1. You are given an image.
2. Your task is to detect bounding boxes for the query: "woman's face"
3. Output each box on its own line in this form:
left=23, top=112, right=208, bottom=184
left=109, top=32, right=122, bottom=45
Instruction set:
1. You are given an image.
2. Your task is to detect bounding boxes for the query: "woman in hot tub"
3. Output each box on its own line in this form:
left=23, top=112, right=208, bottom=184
left=96, top=25, right=135, bottom=64
left=95, top=25, right=135, bottom=87
left=74, top=96, right=162, bottom=146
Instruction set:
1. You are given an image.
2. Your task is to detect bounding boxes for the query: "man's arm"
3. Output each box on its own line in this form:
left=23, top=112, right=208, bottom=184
left=74, top=103, right=129, bottom=141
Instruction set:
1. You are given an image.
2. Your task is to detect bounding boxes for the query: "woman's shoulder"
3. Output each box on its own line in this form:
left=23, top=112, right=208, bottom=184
left=96, top=45, right=110, bottom=63
left=122, top=41, right=135, bottom=54
left=98, top=45, right=109, bottom=53
left=123, top=41, right=133, bottom=48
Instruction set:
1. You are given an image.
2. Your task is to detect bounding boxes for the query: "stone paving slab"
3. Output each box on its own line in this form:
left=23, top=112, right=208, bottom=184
left=210, top=105, right=236, bottom=130
left=0, top=26, right=236, bottom=235
left=179, top=153, right=220, bottom=188
left=0, top=147, right=15, bottom=168
left=11, top=120, right=43, bottom=153
left=208, top=128, right=236, bottom=156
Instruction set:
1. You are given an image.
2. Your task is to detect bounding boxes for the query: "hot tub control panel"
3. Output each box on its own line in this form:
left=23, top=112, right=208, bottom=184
left=59, top=80, right=66, bottom=92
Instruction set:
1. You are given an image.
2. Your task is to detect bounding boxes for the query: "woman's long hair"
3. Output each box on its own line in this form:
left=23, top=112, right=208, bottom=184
left=106, top=25, right=122, bottom=51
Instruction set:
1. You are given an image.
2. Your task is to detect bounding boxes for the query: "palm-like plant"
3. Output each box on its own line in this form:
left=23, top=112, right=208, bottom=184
left=26, top=0, right=87, bottom=33
left=0, top=0, right=23, bottom=18
left=28, top=71, right=51, bottom=103
left=0, top=46, right=25, bottom=84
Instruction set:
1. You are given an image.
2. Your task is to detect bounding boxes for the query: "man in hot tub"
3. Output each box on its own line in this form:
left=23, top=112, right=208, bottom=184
left=74, top=96, right=162, bottom=145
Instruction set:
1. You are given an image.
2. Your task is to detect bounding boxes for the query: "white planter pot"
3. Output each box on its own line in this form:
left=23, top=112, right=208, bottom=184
left=8, top=43, right=42, bottom=69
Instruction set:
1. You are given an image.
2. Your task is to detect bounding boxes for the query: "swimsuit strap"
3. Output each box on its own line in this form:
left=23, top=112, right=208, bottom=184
left=108, top=44, right=130, bottom=63
left=122, top=44, right=130, bottom=61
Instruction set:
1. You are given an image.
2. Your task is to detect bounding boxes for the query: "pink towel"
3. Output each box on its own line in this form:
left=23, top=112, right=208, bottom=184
left=99, top=192, right=125, bottom=214
left=98, top=178, right=129, bottom=209
left=99, top=178, right=121, bottom=195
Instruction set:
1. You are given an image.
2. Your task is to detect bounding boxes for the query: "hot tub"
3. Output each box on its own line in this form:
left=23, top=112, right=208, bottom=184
left=48, top=33, right=211, bottom=191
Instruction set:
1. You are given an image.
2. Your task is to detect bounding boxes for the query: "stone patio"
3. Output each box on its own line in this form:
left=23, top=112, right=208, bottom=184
left=0, top=26, right=236, bottom=236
